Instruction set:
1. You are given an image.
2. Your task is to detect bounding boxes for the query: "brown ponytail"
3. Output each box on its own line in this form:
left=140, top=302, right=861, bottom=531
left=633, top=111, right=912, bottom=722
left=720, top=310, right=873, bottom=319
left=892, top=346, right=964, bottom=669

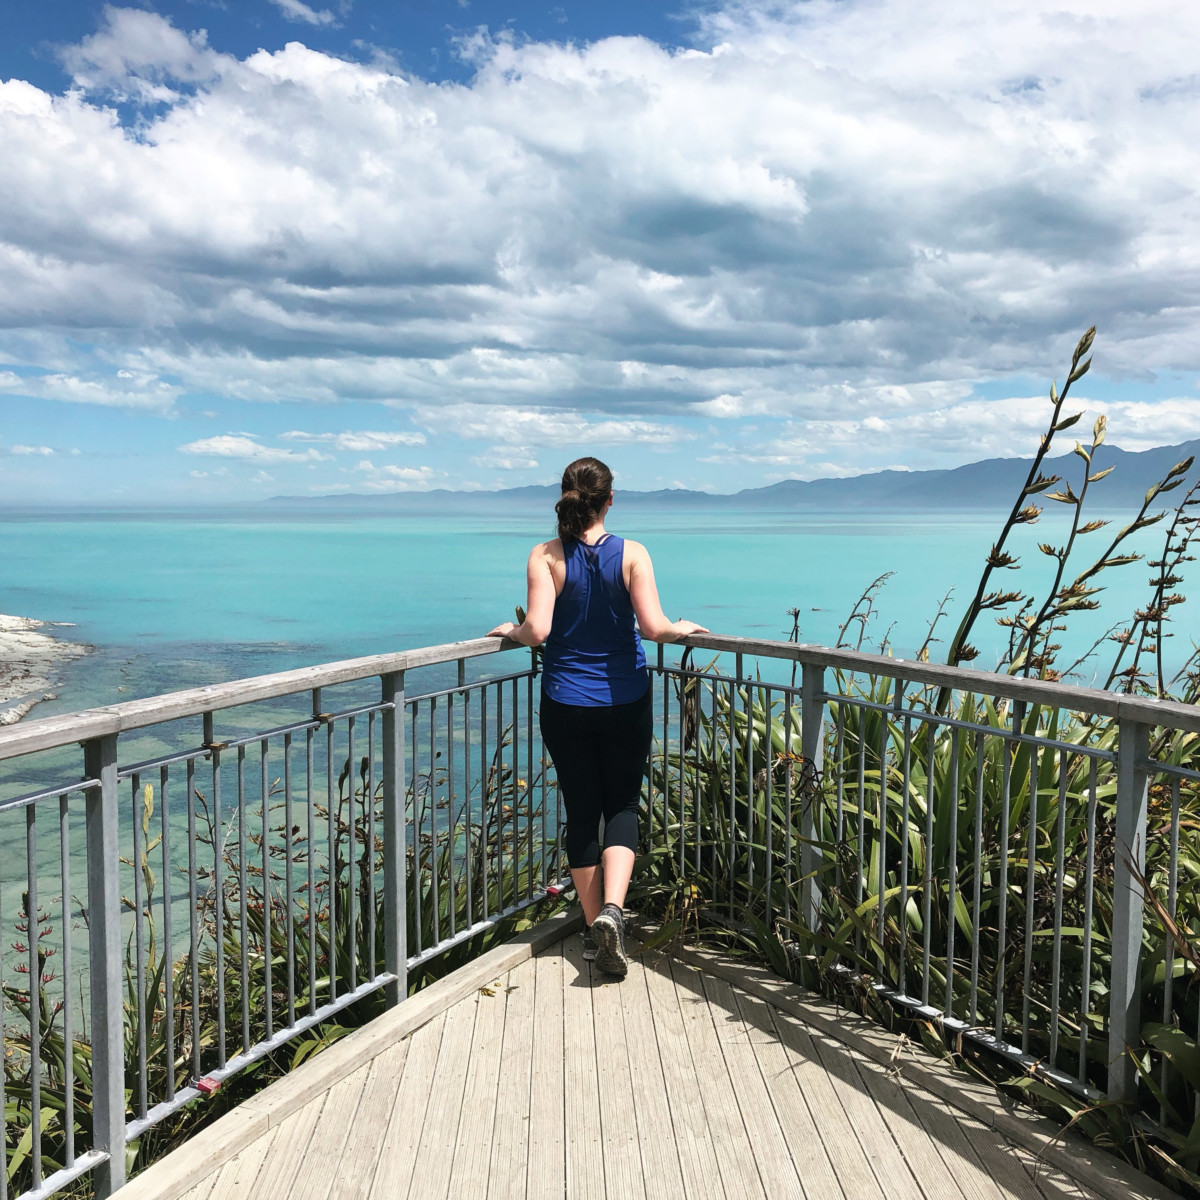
left=555, top=457, right=613, bottom=542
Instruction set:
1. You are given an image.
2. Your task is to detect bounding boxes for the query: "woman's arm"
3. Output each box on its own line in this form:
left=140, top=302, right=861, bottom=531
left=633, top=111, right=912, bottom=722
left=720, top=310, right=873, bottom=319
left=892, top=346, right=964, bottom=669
left=486, top=543, right=557, bottom=646
left=626, top=541, right=708, bottom=642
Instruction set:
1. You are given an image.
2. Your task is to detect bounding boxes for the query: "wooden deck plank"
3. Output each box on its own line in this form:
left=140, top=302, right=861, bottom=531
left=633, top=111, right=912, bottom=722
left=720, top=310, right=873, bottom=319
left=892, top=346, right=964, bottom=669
left=562, top=933, right=605, bottom=1198
left=288, top=1064, right=369, bottom=1200
left=527, top=946, right=567, bottom=1200
left=488, top=953, right=537, bottom=1200
left=640, top=954, right=725, bottom=1200
left=701, top=972, right=806, bottom=1200
left=732, top=986, right=848, bottom=1200
left=366, top=1013, right=447, bottom=1200
left=446, top=965, right=511, bottom=1197
left=149, top=930, right=1150, bottom=1200
left=1022, top=1149, right=1106, bottom=1200
left=619, top=950, right=686, bottom=1200
left=769, top=1004, right=889, bottom=1200
left=804, top=1023, right=927, bottom=1200
left=244, top=1094, right=328, bottom=1200
left=405, top=985, right=480, bottom=1200
left=906, top=1094, right=1013, bottom=1200
left=331, top=1040, right=410, bottom=1200
left=591, top=948, right=648, bottom=1200
left=670, top=958, right=767, bottom=1199
left=205, top=1126, right=279, bottom=1200
left=848, top=1044, right=969, bottom=1200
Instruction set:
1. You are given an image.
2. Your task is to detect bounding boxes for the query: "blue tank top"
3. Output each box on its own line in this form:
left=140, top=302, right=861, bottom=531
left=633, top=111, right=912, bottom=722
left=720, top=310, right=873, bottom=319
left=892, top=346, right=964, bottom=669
left=541, top=534, right=649, bottom=706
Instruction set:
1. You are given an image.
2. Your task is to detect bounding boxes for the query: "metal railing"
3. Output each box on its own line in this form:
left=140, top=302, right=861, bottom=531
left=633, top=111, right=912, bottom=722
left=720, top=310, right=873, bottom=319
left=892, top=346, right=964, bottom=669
left=0, top=639, right=561, bottom=1199
left=644, top=632, right=1200, bottom=1128
left=1, top=629, right=1195, bottom=1197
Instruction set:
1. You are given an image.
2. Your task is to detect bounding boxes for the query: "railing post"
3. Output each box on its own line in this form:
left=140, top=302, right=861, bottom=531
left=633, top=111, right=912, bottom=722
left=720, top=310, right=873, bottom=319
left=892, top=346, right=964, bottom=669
left=381, top=672, right=408, bottom=1006
left=800, top=663, right=826, bottom=933
left=1108, top=717, right=1150, bottom=1103
left=83, top=734, right=126, bottom=1197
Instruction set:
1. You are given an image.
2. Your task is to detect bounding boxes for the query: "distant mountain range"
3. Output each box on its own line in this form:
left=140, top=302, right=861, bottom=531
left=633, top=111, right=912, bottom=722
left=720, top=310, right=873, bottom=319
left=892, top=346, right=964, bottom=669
left=274, top=438, right=1200, bottom=511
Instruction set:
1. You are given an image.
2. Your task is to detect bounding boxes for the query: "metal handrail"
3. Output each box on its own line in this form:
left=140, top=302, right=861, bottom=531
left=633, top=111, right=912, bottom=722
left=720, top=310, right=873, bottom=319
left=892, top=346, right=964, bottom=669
left=0, top=630, right=1192, bottom=1198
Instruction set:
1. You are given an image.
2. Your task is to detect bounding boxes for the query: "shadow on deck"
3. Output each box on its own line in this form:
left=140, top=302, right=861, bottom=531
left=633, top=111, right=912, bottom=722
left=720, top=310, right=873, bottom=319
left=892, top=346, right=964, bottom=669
left=119, top=918, right=1170, bottom=1200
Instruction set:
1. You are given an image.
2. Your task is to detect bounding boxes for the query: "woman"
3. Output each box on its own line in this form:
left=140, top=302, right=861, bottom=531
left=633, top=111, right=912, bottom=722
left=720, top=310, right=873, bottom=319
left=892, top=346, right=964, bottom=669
left=486, top=457, right=707, bottom=978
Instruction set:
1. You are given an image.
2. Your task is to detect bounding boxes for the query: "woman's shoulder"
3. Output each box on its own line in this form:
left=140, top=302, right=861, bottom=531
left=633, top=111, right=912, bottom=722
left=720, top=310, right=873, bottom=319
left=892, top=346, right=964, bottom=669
left=529, top=538, right=565, bottom=562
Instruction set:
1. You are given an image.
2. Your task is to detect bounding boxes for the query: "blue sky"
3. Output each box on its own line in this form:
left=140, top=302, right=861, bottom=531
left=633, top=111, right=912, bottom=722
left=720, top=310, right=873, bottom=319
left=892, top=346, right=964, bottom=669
left=2, top=0, right=1199, bottom=502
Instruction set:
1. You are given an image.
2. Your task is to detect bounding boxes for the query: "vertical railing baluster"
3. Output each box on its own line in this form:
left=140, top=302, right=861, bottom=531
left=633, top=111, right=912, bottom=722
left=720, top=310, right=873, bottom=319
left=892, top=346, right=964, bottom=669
left=480, top=688, right=490, bottom=924
left=325, top=711, right=336, bottom=1004
left=131, top=772, right=148, bottom=1119
left=381, top=671, right=408, bottom=1007
left=727, top=676, right=736, bottom=916
left=526, top=669, right=535, bottom=901
left=1161, top=774, right=1181, bottom=1121
left=877, top=693, right=889, bottom=980
left=84, top=733, right=126, bottom=1197
left=854, top=713, right=866, bottom=959
left=1079, top=757, right=1097, bottom=1086
left=59, top=789, right=74, bottom=1169
left=305, top=718, right=317, bottom=1016
left=367, top=711, right=377, bottom=979
left=742, top=657, right=754, bottom=905
left=27, top=798, right=42, bottom=1190
left=969, top=730, right=985, bottom=1026
left=347, top=716, right=357, bottom=991
left=1050, top=750, right=1069, bottom=1067
left=995, top=702, right=1019, bottom=1043
left=464, top=684, right=475, bottom=922
left=447, top=689, right=456, bottom=937
left=679, top=669, right=688, bottom=877
left=944, top=728, right=960, bottom=1018
left=921, top=721, right=936, bottom=1008
left=429, top=697, right=439, bottom=943
left=412, top=700, right=423, bottom=950
left=283, top=734, right=296, bottom=1027
left=662, top=663, right=671, bottom=875
left=764, top=685, right=774, bottom=924
left=799, top=663, right=825, bottom=933
left=161, top=764, right=175, bottom=1102
left=510, top=676, right=519, bottom=909
left=898, top=715, right=912, bottom=998
left=237, top=745, right=251, bottom=1049
left=1109, top=717, right=1151, bottom=1102
left=1021, top=742, right=1039, bottom=1054
left=260, top=739, right=273, bottom=1038
left=187, top=758, right=201, bottom=1082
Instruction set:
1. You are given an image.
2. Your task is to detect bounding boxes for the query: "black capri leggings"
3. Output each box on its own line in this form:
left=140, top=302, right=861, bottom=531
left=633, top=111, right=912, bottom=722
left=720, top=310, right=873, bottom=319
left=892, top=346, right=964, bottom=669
left=539, top=685, right=654, bottom=869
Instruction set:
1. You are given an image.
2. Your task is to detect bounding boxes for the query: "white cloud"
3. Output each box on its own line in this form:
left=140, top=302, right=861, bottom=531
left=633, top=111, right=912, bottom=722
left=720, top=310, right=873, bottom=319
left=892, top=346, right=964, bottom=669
left=280, top=429, right=426, bottom=450
left=473, top=451, right=539, bottom=470
left=0, top=368, right=180, bottom=412
left=270, top=0, right=337, bottom=26
left=413, top=404, right=684, bottom=447
left=178, top=435, right=331, bottom=462
left=354, top=459, right=437, bottom=491
left=2, top=2, right=1200, bottom=485
left=9, top=444, right=55, bottom=456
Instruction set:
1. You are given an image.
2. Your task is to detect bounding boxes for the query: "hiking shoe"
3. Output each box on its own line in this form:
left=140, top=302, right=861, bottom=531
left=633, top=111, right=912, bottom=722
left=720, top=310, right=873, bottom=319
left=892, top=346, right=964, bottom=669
left=581, top=925, right=598, bottom=962
left=591, top=903, right=628, bottom=978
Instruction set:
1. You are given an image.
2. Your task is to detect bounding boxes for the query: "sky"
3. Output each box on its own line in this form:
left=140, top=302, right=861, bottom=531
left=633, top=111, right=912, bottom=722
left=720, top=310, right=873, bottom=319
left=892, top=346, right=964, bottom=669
left=1, top=0, right=1199, bottom=502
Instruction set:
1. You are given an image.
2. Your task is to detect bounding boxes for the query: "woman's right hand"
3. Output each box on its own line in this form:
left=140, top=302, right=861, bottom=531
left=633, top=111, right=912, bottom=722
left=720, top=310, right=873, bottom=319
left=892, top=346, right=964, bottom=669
left=672, top=620, right=709, bottom=640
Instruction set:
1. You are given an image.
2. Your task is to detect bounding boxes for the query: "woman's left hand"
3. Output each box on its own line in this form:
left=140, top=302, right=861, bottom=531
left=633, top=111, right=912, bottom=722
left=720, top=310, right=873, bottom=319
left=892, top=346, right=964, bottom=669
left=486, top=621, right=518, bottom=638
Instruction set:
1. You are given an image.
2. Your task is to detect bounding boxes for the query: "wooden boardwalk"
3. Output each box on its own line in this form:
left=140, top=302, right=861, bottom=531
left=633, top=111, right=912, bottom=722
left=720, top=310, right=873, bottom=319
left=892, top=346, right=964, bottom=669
left=163, top=934, right=1136, bottom=1200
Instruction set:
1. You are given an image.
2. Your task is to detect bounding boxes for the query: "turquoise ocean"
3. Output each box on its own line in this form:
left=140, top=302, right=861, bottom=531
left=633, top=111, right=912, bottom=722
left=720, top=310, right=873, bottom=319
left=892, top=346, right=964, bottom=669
left=1, top=501, right=1191, bottom=720
left=0, top=500, right=1192, bottom=961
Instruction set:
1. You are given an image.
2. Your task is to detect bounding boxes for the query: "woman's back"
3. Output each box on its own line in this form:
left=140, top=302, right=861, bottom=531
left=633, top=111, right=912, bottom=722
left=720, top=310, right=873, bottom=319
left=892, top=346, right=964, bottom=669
left=542, top=534, right=647, bottom=706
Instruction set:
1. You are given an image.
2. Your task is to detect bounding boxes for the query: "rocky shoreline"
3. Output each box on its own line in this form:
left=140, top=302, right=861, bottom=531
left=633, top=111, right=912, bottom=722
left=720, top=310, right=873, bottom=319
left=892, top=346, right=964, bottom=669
left=0, top=614, right=92, bottom=726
